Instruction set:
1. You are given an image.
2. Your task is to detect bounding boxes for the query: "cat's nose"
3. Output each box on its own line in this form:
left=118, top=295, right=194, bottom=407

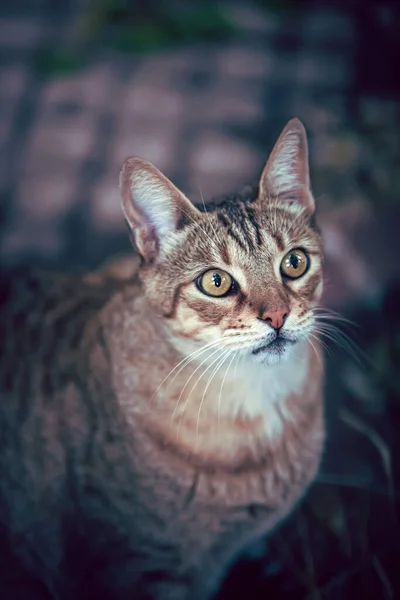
left=259, top=308, right=288, bottom=330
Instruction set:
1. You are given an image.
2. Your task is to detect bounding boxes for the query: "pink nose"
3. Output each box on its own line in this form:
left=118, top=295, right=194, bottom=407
left=259, top=308, right=288, bottom=330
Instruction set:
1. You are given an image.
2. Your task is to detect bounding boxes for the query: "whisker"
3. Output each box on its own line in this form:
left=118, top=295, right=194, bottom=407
left=306, top=335, right=323, bottom=370
left=159, top=330, right=270, bottom=411
left=171, top=345, right=224, bottom=424
left=223, top=334, right=267, bottom=347
left=225, top=339, right=267, bottom=352
left=307, top=331, right=332, bottom=357
left=177, top=348, right=227, bottom=439
left=321, top=325, right=362, bottom=352
left=196, top=349, right=232, bottom=442
left=164, top=340, right=222, bottom=394
left=311, top=309, right=358, bottom=329
left=154, top=339, right=223, bottom=402
left=313, top=325, right=366, bottom=367
left=314, top=322, right=362, bottom=353
left=217, top=350, right=237, bottom=426
left=309, top=312, right=364, bottom=361
left=232, top=349, right=242, bottom=382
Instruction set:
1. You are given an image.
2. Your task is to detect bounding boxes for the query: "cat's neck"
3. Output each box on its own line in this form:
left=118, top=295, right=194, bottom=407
left=105, top=289, right=322, bottom=470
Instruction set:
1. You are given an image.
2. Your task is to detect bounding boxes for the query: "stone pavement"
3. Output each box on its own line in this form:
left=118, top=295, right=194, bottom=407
left=1, top=5, right=400, bottom=596
left=0, top=2, right=399, bottom=310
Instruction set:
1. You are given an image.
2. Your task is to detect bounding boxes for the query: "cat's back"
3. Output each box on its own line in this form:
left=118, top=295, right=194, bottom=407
left=0, top=258, right=143, bottom=594
left=0, top=257, right=142, bottom=465
left=0, top=266, right=107, bottom=387
left=0, top=256, right=139, bottom=384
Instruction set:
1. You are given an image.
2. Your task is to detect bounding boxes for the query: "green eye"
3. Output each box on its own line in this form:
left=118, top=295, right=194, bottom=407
left=281, top=249, right=309, bottom=279
left=197, top=269, right=234, bottom=297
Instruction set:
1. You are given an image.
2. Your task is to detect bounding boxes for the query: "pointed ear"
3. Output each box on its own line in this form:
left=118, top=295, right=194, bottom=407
left=259, top=118, right=314, bottom=214
left=120, top=157, right=199, bottom=262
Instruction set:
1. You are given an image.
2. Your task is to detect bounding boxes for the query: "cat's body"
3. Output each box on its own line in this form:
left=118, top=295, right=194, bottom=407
left=0, top=119, right=325, bottom=599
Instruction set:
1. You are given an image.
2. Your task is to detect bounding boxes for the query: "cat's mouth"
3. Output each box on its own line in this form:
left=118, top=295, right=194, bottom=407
left=252, top=335, right=296, bottom=357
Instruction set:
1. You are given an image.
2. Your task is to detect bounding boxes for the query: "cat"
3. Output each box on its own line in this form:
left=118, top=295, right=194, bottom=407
left=0, top=118, right=325, bottom=600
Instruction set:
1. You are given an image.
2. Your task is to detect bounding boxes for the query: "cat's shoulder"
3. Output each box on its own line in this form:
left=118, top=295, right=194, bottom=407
left=83, top=254, right=140, bottom=286
left=0, top=255, right=140, bottom=318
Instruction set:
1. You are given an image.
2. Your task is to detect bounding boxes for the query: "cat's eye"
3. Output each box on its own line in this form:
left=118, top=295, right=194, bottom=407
left=280, top=249, right=309, bottom=279
left=197, top=269, right=235, bottom=297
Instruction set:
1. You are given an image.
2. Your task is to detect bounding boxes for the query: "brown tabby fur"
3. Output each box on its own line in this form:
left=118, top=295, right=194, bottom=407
left=0, top=119, right=324, bottom=599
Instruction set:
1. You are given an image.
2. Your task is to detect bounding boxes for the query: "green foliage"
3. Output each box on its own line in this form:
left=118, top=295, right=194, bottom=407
left=106, top=5, right=236, bottom=53
left=37, top=2, right=237, bottom=76
left=35, top=47, right=87, bottom=77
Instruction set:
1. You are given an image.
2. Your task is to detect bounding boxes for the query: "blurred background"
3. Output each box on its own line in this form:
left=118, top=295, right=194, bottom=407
left=0, top=0, right=400, bottom=598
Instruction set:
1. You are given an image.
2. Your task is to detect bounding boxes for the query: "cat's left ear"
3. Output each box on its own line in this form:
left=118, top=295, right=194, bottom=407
left=259, top=118, right=314, bottom=215
left=120, top=157, right=200, bottom=262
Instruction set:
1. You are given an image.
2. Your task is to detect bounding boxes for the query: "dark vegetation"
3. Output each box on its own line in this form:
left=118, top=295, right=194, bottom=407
left=218, top=282, right=400, bottom=599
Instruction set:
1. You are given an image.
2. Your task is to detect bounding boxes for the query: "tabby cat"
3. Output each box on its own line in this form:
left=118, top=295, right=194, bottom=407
left=0, top=118, right=324, bottom=599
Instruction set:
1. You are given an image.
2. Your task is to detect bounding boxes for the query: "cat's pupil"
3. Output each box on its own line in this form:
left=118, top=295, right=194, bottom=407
left=213, top=273, right=222, bottom=288
left=289, top=254, right=299, bottom=269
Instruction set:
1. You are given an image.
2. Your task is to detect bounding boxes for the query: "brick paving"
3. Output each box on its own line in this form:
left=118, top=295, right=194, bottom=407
left=0, top=2, right=399, bottom=310
left=1, top=4, right=400, bottom=596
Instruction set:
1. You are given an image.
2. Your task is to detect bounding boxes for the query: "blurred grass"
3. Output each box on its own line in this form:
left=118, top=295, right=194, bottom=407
left=36, top=0, right=238, bottom=76
left=35, top=0, right=310, bottom=76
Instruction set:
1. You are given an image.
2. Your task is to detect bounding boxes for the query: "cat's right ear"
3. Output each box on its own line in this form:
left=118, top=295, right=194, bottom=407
left=120, top=157, right=199, bottom=262
left=259, top=118, right=314, bottom=215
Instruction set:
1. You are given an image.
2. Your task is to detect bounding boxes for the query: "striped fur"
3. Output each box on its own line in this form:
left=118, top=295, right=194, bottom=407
left=0, top=119, right=325, bottom=600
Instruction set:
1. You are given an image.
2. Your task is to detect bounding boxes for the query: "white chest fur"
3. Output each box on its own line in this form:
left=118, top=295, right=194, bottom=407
left=214, top=341, right=310, bottom=438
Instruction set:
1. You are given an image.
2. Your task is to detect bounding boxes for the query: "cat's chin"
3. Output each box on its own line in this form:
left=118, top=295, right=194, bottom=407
left=250, top=337, right=297, bottom=366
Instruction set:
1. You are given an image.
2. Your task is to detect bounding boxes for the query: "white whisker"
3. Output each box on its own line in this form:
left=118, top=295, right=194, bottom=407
left=223, top=333, right=267, bottom=347
left=196, top=349, right=232, bottom=443
left=310, top=309, right=357, bottom=329
left=171, top=345, right=224, bottom=424
left=306, top=334, right=324, bottom=370
left=153, top=339, right=223, bottom=402
left=164, top=340, right=222, bottom=393
left=313, top=324, right=366, bottom=366
left=177, top=348, right=227, bottom=439
left=217, top=350, right=237, bottom=426
left=308, top=330, right=333, bottom=356
left=232, top=349, right=242, bottom=382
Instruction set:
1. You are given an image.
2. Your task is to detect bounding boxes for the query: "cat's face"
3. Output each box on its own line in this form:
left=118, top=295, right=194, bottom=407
left=120, top=119, right=322, bottom=366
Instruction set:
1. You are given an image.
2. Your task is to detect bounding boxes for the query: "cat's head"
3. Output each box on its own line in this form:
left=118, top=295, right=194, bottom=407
left=120, top=119, right=322, bottom=366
